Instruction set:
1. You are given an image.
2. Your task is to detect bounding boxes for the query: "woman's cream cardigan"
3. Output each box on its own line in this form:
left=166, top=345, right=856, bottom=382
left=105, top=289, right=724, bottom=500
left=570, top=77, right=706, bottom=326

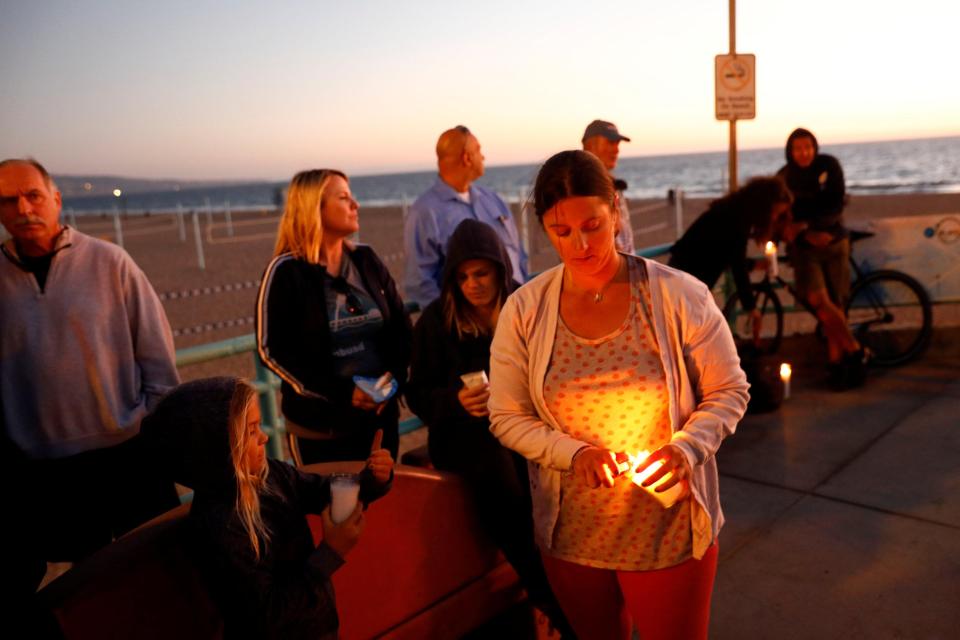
left=489, top=256, right=749, bottom=559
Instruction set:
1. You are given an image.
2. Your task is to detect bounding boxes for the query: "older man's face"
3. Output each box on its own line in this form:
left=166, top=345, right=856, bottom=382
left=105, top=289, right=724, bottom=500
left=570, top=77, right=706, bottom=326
left=584, top=136, right=620, bottom=172
left=464, top=134, right=486, bottom=179
left=0, top=162, right=63, bottom=255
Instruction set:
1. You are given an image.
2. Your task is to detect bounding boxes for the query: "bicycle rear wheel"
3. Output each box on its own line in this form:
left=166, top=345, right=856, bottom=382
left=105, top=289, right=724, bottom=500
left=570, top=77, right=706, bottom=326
left=723, top=284, right=784, bottom=355
left=846, top=270, right=933, bottom=366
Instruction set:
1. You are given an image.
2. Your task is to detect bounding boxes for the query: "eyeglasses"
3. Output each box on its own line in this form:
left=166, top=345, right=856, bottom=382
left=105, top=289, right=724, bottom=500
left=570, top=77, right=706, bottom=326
left=330, top=276, right=363, bottom=315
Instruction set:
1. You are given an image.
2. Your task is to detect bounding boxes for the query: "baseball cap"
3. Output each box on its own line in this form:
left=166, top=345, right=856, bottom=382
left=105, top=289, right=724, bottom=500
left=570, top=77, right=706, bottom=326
left=582, top=120, right=631, bottom=143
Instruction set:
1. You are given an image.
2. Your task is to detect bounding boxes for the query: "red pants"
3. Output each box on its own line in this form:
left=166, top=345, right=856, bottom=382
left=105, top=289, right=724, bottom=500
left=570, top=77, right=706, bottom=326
left=541, top=542, right=718, bottom=640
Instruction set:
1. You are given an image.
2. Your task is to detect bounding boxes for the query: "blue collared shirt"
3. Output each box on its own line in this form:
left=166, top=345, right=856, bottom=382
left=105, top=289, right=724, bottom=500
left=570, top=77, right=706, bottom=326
left=403, top=178, right=529, bottom=307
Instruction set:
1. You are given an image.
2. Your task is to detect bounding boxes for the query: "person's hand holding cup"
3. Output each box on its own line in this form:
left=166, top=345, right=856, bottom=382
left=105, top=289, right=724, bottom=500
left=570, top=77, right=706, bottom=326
left=321, top=503, right=364, bottom=558
left=458, top=370, right=490, bottom=417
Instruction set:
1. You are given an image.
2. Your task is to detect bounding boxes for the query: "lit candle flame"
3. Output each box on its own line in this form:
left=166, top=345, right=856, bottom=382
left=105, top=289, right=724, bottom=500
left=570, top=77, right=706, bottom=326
left=623, top=449, right=683, bottom=508
left=780, top=363, right=792, bottom=399
left=764, top=241, right=779, bottom=277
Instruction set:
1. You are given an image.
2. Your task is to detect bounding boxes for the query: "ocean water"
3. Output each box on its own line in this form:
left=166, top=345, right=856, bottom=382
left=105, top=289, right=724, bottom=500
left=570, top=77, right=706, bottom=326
left=62, top=136, right=960, bottom=213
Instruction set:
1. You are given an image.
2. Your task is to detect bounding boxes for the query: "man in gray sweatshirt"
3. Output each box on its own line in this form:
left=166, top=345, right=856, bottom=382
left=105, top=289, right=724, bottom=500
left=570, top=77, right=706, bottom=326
left=0, top=158, right=180, bottom=618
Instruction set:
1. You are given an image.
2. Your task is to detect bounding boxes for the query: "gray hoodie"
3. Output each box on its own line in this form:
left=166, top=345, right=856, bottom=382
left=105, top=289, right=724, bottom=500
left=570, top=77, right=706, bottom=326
left=0, top=227, right=178, bottom=458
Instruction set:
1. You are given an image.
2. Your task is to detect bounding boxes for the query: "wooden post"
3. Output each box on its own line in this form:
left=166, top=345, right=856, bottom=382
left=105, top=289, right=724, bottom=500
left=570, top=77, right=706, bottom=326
left=192, top=210, right=206, bottom=270
left=176, top=203, right=186, bottom=242
left=728, top=0, right=738, bottom=193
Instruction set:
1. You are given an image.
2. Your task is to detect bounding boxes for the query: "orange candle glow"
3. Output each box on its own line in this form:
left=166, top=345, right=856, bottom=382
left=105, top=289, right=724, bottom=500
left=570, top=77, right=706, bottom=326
left=780, top=363, right=792, bottom=399
left=764, top=241, right=779, bottom=278
left=627, top=450, right=683, bottom=508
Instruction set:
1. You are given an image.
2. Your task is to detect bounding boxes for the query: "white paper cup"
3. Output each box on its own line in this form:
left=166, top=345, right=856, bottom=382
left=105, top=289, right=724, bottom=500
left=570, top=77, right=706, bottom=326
left=459, top=370, right=489, bottom=390
left=330, top=473, right=361, bottom=524
left=629, top=453, right=684, bottom=509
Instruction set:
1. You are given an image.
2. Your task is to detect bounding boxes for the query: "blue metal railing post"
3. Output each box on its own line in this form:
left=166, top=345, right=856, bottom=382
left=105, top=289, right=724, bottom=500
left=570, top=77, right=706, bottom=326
left=253, top=356, right=285, bottom=459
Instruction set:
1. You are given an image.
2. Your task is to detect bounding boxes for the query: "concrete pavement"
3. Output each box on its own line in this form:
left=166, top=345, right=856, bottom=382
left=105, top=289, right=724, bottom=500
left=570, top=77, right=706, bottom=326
left=711, top=327, right=960, bottom=639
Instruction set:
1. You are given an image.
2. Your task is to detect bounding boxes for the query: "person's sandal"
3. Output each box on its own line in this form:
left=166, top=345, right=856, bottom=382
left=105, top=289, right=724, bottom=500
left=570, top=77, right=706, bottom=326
left=843, top=348, right=869, bottom=390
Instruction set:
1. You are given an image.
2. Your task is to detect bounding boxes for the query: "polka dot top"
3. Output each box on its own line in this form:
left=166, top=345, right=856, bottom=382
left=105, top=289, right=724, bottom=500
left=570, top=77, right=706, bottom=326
left=544, top=259, right=693, bottom=571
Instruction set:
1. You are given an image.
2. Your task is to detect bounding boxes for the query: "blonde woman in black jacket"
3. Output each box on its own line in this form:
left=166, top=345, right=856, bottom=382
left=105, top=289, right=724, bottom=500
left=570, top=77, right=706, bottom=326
left=257, top=169, right=411, bottom=463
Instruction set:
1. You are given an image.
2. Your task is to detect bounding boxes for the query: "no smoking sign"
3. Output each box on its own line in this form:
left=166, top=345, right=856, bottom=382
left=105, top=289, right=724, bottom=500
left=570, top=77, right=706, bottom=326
left=715, top=54, right=755, bottom=120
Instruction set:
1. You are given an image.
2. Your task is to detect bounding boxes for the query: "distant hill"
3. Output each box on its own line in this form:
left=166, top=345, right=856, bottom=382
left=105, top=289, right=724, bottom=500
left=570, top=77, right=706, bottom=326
left=52, top=175, right=247, bottom=198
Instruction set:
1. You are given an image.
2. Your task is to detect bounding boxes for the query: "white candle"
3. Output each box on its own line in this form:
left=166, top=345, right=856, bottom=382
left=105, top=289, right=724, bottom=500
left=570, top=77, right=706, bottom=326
left=459, top=370, right=489, bottom=390
left=330, top=474, right=361, bottom=524
left=780, top=363, right=792, bottom=399
left=764, top=241, right=779, bottom=278
left=627, top=450, right=684, bottom=509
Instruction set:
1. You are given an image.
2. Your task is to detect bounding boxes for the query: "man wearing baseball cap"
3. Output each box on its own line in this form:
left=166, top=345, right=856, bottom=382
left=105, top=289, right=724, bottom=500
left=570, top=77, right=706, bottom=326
left=582, top=119, right=635, bottom=254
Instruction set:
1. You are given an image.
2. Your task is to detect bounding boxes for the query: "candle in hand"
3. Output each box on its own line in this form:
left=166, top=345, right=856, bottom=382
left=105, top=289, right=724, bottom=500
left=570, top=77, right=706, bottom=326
left=627, top=450, right=684, bottom=508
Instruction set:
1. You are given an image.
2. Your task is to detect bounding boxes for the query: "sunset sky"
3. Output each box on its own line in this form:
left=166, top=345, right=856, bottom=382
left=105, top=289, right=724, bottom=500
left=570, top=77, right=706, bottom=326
left=2, top=0, right=957, bottom=180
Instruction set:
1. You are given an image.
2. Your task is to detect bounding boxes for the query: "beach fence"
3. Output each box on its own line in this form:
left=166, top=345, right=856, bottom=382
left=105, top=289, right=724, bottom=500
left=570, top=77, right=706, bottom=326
left=59, top=202, right=270, bottom=270
left=53, top=187, right=685, bottom=270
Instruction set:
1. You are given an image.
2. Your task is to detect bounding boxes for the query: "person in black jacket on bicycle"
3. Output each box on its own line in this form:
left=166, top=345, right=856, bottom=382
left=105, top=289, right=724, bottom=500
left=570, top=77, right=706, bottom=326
left=257, top=169, right=412, bottom=463
left=669, top=176, right=792, bottom=343
left=778, top=128, right=868, bottom=389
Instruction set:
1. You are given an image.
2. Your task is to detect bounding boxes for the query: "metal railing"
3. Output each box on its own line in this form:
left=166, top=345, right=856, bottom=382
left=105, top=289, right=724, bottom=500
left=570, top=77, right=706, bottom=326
left=174, top=303, right=426, bottom=460
left=175, top=334, right=287, bottom=458
left=175, top=337, right=427, bottom=460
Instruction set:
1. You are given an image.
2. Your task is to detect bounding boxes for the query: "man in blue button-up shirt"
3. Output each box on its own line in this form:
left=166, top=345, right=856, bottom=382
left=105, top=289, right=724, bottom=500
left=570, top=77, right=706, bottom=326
left=403, top=126, right=528, bottom=307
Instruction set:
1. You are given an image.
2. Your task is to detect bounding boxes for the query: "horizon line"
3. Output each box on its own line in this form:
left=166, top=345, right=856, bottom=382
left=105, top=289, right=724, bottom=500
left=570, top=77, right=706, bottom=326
left=49, top=132, right=960, bottom=186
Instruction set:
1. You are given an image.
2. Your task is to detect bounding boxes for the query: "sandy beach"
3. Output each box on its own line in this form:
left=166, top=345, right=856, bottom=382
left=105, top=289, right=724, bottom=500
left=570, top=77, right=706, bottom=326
left=49, top=191, right=960, bottom=384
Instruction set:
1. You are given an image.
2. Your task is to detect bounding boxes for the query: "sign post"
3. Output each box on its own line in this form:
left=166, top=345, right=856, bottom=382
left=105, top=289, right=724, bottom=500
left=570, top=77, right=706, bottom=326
left=715, top=0, right=755, bottom=193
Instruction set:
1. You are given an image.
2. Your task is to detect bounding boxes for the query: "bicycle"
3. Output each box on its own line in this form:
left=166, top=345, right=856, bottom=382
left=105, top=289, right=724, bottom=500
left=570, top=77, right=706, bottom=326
left=722, top=230, right=933, bottom=366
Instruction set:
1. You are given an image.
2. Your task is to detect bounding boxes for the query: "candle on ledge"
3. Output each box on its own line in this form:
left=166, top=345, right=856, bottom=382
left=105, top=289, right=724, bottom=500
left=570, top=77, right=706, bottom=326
left=764, top=241, right=779, bottom=278
left=780, top=363, right=792, bottom=399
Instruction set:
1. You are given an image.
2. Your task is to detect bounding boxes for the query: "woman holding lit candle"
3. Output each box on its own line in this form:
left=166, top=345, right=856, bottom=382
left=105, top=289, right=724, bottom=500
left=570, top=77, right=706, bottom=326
left=669, top=176, right=793, bottom=345
left=408, top=219, right=574, bottom=637
left=489, top=151, right=750, bottom=639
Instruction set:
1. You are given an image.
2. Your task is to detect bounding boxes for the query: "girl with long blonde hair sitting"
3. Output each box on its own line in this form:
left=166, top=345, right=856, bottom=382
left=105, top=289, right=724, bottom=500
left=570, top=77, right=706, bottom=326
left=140, top=377, right=393, bottom=639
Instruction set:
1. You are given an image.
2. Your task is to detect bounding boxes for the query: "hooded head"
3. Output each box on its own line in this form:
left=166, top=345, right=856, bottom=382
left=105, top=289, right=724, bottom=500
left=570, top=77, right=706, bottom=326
left=440, top=218, right=516, bottom=338
left=728, top=175, right=794, bottom=242
left=140, top=377, right=272, bottom=558
left=784, top=128, right=819, bottom=168
left=140, top=377, right=261, bottom=495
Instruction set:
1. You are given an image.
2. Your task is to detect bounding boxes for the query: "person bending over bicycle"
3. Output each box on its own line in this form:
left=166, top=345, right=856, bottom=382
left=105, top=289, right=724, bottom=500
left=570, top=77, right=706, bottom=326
left=669, top=176, right=792, bottom=344
left=777, top=127, right=869, bottom=389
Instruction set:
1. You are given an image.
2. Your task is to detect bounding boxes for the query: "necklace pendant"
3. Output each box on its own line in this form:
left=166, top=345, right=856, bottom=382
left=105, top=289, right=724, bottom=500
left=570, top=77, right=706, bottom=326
left=594, top=291, right=603, bottom=303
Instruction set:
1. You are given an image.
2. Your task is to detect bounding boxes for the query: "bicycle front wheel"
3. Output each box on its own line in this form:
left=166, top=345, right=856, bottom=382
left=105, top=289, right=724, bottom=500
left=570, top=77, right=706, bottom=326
left=723, top=284, right=784, bottom=355
left=846, top=270, right=933, bottom=366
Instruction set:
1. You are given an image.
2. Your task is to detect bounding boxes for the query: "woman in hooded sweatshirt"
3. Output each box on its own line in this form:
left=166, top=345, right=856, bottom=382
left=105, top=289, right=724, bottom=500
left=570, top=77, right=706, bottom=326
left=139, top=377, right=393, bottom=640
left=777, top=127, right=867, bottom=388
left=407, top=218, right=573, bottom=638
